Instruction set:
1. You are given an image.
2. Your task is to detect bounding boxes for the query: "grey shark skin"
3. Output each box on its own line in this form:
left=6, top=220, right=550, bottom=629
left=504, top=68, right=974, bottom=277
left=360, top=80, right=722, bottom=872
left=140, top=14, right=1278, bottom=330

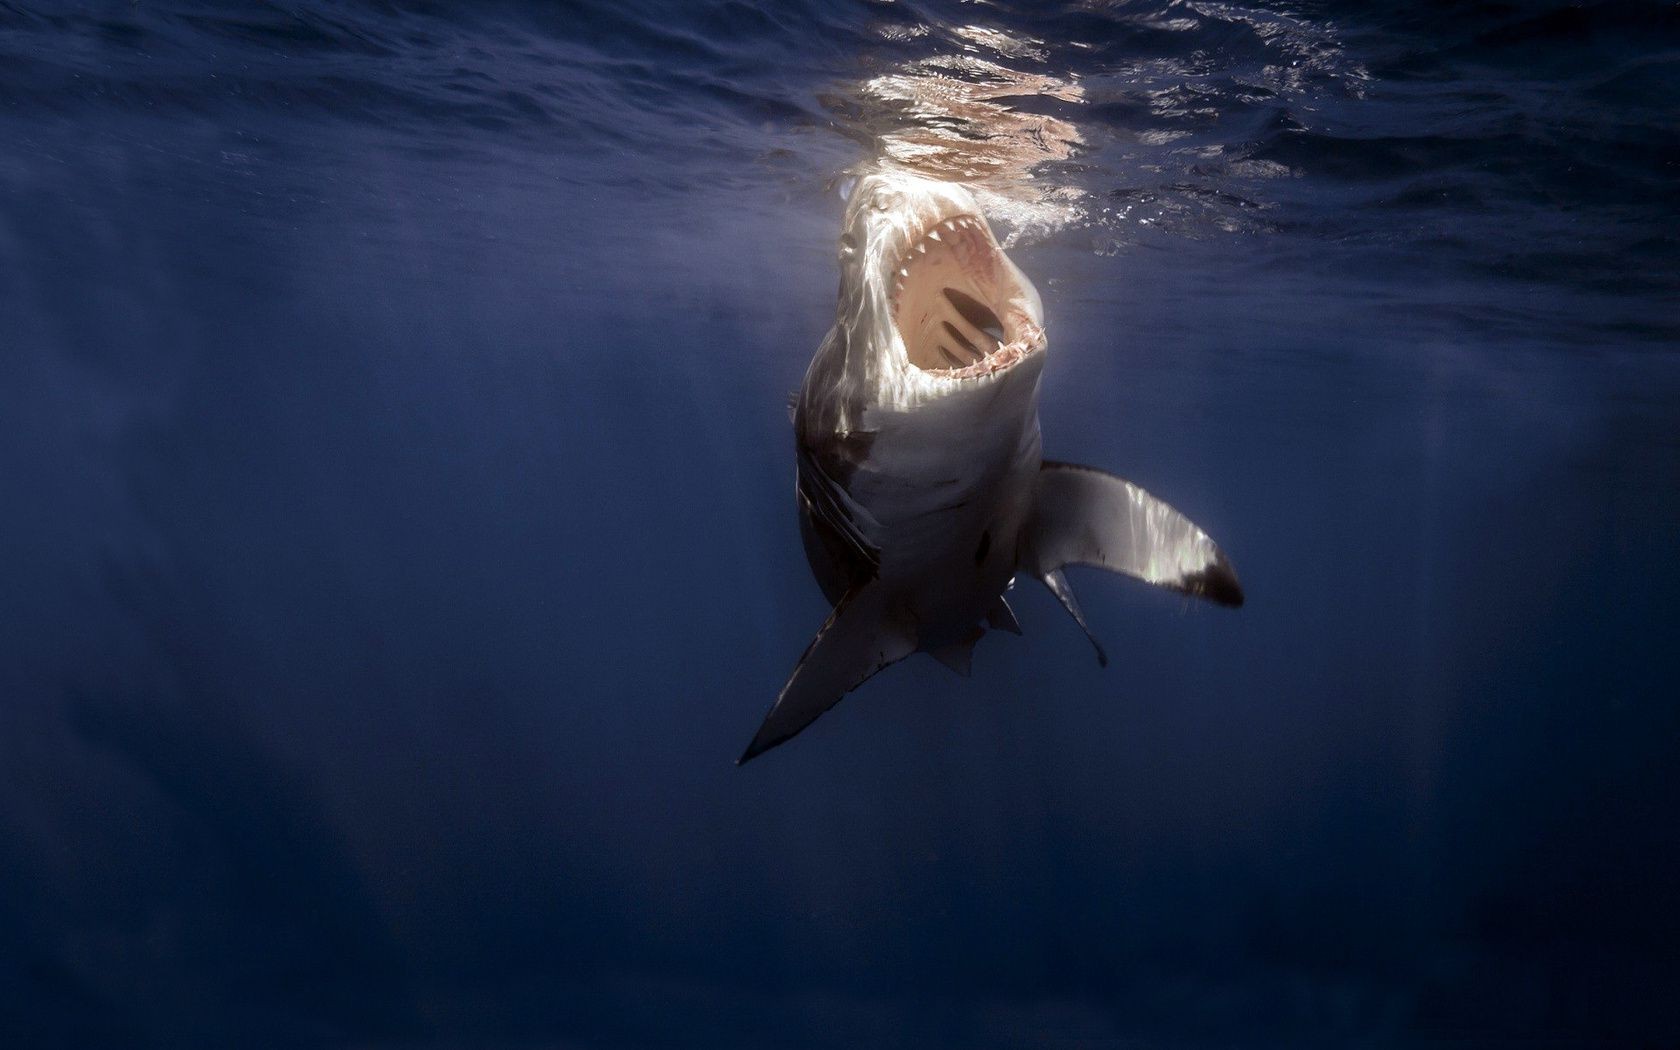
left=739, top=171, right=1242, bottom=764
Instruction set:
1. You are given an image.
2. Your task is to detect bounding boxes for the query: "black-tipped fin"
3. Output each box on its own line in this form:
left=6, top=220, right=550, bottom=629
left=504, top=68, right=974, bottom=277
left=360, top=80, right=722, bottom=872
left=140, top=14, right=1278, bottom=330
left=738, top=583, right=915, bottom=765
left=1021, top=462, right=1243, bottom=608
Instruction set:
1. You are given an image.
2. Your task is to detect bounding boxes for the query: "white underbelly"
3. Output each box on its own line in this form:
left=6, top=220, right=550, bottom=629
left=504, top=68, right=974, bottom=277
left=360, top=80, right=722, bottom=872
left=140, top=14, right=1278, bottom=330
left=849, top=429, right=1039, bottom=629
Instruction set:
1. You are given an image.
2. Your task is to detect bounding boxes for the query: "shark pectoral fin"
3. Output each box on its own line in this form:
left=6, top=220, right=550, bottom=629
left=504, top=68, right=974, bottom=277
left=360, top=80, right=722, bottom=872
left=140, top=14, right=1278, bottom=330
left=1039, top=568, right=1108, bottom=668
left=1022, top=461, right=1244, bottom=607
left=738, top=584, right=916, bottom=765
left=1021, top=462, right=1242, bottom=664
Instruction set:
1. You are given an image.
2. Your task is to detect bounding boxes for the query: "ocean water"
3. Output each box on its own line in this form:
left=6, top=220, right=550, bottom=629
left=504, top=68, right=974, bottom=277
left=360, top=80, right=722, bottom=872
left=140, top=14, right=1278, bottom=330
left=2, top=1, right=1677, bottom=1045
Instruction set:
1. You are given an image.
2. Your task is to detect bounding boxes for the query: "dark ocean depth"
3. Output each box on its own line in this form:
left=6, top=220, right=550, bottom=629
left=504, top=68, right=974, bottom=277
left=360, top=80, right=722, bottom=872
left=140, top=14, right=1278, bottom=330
left=2, top=1, right=1678, bottom=1045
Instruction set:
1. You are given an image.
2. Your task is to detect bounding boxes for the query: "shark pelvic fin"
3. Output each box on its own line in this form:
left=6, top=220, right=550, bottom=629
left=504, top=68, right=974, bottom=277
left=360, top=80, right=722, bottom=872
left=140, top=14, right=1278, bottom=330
left=927, top=640, right=975, bottom=677
left=738, top=583, right=915, bottom=765
left=1038, top=568, right=1108, bottom=668
left=986, top=596, right=1023, bottom=635
left=925, top=624, right=985, bottom=677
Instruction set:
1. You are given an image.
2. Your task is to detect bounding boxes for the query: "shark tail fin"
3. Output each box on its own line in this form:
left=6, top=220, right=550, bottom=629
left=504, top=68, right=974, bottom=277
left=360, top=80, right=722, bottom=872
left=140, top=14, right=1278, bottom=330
left=738, top=582, right=915, bottom=765
left=1020, top=461, right=1243, bottom=661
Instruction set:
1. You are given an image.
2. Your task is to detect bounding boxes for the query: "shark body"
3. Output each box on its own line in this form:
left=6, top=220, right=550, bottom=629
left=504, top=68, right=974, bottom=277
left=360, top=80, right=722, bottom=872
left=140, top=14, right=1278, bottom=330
left=740, top=171, right=1242, bottom=764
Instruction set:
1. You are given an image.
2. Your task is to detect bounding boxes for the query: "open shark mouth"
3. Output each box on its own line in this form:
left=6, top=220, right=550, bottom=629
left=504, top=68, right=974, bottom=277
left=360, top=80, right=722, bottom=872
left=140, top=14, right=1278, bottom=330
left=888, top=213, right=1044, bottom=379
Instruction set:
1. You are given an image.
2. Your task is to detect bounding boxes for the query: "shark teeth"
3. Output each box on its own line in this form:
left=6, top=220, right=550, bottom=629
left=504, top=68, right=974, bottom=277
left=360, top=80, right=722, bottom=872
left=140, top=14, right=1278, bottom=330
left=888, top=214, right=988, bottom=307
left=885, top=212, right=1028, bottom=380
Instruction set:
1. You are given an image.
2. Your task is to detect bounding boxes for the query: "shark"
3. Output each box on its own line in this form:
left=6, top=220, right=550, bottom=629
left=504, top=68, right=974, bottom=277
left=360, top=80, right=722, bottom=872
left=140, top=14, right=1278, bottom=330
left=739, top=170, right=1243, bottom=764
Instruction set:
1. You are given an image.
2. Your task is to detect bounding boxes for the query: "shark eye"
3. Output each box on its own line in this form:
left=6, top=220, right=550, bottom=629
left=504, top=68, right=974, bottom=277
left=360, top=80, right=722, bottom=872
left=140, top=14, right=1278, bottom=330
left=974, top=529, right=992, bottom=565
left=838, top=232, right=858, bottom=257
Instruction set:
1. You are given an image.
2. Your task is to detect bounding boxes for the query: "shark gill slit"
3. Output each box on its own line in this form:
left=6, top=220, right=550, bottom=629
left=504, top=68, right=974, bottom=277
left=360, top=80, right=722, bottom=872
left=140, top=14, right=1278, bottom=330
left=941, top=320, right=984, bottom=360
left=942, top=287, right=1006, bottom=345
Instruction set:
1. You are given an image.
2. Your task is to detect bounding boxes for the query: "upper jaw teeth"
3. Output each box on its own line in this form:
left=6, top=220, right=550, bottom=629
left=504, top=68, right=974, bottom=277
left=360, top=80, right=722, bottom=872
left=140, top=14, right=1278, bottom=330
left=889, top=214, right=985, bottom=303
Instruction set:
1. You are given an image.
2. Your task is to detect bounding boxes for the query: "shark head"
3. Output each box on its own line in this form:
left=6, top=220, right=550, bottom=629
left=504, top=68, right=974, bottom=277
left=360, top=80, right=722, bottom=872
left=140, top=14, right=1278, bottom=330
left=812, top=171, right=1048, bottom=427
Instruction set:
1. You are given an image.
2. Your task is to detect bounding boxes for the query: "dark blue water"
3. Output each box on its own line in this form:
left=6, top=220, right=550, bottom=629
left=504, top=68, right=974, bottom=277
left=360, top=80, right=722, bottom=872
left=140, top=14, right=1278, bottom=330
left=3, top=1, right=1677, bottom=1045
